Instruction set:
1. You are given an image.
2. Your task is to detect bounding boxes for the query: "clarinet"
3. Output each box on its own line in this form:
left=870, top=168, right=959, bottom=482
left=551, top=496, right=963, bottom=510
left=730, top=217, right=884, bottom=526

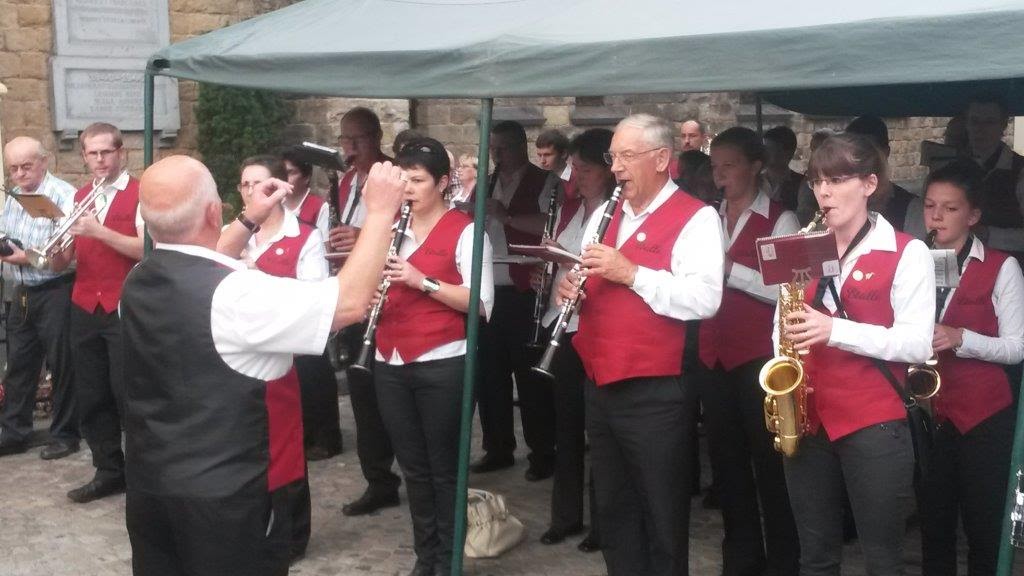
left=349, top=200, right=413, bottom=374
left=527, top=175, right=561, bottom=348
left=533, top=185, right=623, bottom=377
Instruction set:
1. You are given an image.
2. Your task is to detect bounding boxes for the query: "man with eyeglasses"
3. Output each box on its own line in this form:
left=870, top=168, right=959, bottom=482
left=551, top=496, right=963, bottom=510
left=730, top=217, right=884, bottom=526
left=473, top=120, right=556, bottom=481
left=331, top=106, right=405, bottom=518
left=0, top=137, right=78, bottom=460
left=49, top=122, right=144, bottom=503
left=558, top=113, right=723, bottom=576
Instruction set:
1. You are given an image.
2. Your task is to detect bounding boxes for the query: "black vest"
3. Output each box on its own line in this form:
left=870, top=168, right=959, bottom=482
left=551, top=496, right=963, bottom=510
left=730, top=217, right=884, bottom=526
left=979, top=149, right=1024, bottom=229
left=122, top=250, right=268, bottom=498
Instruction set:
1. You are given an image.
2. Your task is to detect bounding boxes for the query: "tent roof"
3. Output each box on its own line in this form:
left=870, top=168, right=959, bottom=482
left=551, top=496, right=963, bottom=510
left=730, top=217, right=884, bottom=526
left=150, top=0, right=1024, bottom=104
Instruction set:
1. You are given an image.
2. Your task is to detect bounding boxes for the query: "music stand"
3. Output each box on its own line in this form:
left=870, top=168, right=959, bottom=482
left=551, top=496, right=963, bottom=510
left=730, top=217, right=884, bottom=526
left=9, top=192, right=65, bottom=219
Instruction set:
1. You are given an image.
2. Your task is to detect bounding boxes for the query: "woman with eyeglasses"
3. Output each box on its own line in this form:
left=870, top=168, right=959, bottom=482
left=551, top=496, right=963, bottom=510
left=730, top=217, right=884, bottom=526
left=699, top=127, right=801, bottom=576
left=916, top=159, right=1024, bottom=576
left=778, top=133, right=934, bottom=576
left=532, top=128, right=616, bottom=553
left=219, top=154, right=332, bottom=563
left=371, top=138, right=494, bottom=576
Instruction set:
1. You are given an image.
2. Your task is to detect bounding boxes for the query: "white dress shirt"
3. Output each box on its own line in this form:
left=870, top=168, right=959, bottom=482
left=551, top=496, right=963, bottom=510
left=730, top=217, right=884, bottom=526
left=154, top=243, right=339, bottom=381
left=720, top=186, right=800, bottom=304
left=240, top=211, right=328, bottom=281
left=284, top=191, right=331, bottom=240
left=939, top=238, right=1024, bottom=364
left=342, top=172, right=367, bottom=228
left=377, top=216, right=495, bottom=365
left=581, top=179, right=724, bottom=321
left=773, top=213, right=934, bottom=364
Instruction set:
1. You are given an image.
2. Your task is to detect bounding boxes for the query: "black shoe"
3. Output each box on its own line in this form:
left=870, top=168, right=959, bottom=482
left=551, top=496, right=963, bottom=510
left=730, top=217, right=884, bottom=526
left=40, top=440, right=80, bottom=461
left=540, top=524, right=584, bottom=545
left=0, top=439, right=27, bottom=457
left=67, top=476, right=126, bottom=504
left=702, top=486, right=720, bottom=510
left=525, top=462, right=555, bottom=482
left=406, top=560, right=435, bottom=576
left=577, top=533, right=601, bottom=553
left=342, top=490, right=400, bottom=516
left=305, top=445, right=340, bottom=462
left=289, top=548, right=306, bottom=566
left=469, top=453, right=514, bottom=474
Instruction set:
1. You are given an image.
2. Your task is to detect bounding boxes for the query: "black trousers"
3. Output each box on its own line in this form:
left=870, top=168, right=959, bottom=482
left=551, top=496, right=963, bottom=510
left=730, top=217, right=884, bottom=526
left=587, top=375, right=694, bottom=576
left=547, top=328, right=598, bottom=535
left=295, top=351, right=341, bottom=454
left=700, top=359, right=799, bottom=576
left=376, top=356, right=464, bottom=572
left=478, top=286, right=555, bottom=465
left=343, top=323, right=400, bottom=496
left=784, top=422, right=915, bottom=576
left=919, top=406, right=1014, bottom=576
left=126, top=480, right=303, bottom=576
left=71, top=305, right=124, bottom=480
left=289, top=474, right=312, bottom=557
left=0, top=275, right=77, bottom=443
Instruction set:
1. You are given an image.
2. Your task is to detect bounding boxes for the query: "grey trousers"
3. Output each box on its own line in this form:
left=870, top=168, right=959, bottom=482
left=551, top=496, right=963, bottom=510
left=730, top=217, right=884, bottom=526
left=783, top=420, right=914, bottom=576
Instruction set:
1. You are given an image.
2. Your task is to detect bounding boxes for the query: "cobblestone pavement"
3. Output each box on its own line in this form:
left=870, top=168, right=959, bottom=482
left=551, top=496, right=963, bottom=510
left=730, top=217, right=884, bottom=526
left=0, top=389, right=1013, bottom=576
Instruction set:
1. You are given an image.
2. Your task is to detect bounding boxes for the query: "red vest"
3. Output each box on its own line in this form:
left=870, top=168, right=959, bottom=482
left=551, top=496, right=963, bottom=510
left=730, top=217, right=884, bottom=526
left=573, top=191, right=704, bottom=386
left=335, top=154, right=392, bottom=224
left=699, top=201, right=783, bottom=370
left=501, top=163, right=547, bottom=291
left=376, top=210, right=471, bottom=362
left=253, top=224, right=315, bottom=279
left=265, top=367, right=304, bottom=490
left=72, top=177, right=140, bottom=313
left=804, top=233, right=914, bottom=440
left=296, top=194, right=325, bottom=228
left=932, top=248, right=1013, bottom=434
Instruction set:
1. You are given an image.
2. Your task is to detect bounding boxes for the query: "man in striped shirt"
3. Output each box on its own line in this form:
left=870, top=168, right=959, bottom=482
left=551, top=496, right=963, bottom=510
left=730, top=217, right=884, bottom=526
left=0, top=136, right=78, bottom=460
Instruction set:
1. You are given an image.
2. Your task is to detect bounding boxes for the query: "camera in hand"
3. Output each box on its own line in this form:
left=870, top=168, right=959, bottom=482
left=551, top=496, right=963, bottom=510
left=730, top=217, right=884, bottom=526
left=0, top=235, right=24, bottom=257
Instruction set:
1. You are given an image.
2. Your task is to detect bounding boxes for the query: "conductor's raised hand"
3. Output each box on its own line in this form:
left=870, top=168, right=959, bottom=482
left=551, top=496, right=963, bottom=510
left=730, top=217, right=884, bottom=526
left=580, top=243, right=637, bottom=286
left=363, top=161, right=406, bottom=218
left=248, top=178, right=292, bottom=224
left=784, top=303, right=834, bottom=351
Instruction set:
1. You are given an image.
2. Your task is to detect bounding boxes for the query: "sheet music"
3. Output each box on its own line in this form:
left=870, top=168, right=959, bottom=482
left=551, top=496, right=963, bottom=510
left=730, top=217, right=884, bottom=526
left=931, top=248, right=960, bottom=289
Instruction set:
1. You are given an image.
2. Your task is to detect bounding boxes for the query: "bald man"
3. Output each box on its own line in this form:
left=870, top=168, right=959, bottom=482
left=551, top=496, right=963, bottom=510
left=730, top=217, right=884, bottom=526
left=679, top=120, right=706, bottom=153
left=0, top=137, right=79, bottom=460
left=120, top=156, right=404, bottom=576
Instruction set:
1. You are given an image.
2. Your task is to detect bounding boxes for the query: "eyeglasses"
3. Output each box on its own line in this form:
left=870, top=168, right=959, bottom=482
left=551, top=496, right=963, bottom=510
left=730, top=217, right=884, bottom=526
left=603, top=148, right=665, bottom=166
left=84, top=148, right=121, bottom=160
left=236, top=180, right=265, bottom=193
left=808, top=175, right=860, bottom=189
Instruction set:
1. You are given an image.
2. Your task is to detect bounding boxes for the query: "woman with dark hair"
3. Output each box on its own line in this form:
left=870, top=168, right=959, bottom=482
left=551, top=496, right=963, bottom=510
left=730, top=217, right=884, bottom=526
left=780, top=133, right=935, bottom=576
left=917, top=159, right=1024, bottom=576
left=373, top=138, right=494, bottom=576
left=535, top=128, right=616, bottom=552
left=699, top=127, right=801, bottom=576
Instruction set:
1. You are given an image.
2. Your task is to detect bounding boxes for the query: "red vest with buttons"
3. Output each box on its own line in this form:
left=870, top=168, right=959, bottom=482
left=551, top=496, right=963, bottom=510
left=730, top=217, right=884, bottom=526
left=573, top=191, right=704, bottom=386
left=72, top=176, right=140, bottom=313
left=376, top=210, right=471, bottom=363
left=296, top=194, right=325, bottom=229
left=253, top=224, right=315, bottom=279
left=932, top=247, right=1013, bottom=434
left=699, top=200, right=783, bottom=371
left=803, top=232, right=914, bottom=440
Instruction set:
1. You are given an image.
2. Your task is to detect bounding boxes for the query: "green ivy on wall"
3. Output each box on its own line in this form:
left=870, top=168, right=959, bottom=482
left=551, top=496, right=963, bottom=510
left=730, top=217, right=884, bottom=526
left=194, top=83, right=292, bottom=219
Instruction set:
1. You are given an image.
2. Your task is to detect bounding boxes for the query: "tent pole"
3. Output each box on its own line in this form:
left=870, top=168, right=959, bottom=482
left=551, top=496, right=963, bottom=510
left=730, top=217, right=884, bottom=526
left=755, top=93, right=764, bottom=136
left=996, top=379, right=1024, bottom=575
left=451, top=97, right=493, bottom=576
left=143, top=68, right=156, bottom=254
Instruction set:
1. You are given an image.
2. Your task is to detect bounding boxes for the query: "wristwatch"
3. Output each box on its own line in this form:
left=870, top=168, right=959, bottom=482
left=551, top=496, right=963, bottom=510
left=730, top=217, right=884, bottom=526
left=236, top=212, right=261, bottom=234
left=421, top=277, right=441, bottom=293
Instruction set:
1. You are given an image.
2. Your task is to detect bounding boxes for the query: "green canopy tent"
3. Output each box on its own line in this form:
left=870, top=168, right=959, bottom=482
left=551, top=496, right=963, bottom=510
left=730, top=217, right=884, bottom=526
left=142, top=2, right=1024, bottom=574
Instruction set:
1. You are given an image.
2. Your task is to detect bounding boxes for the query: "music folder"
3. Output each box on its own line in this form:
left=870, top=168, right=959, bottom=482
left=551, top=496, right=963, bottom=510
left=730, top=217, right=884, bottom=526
left=507, top=244, right=582, bottom=266
left=756, top=230, right=840, bottom=285
left=290, top=142, right=348, bottom=172
left=9, top=192, right=65, bottom=219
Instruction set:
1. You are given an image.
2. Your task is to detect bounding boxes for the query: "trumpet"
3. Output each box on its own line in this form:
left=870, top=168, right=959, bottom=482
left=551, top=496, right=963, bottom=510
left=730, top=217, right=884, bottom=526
left=533, top=185, right=623, bottom=378
left=349, top=200, right=413, bottom=374
left=906, top=229, right=941, bottom=399
left=26, top=178, right=109, bottom=270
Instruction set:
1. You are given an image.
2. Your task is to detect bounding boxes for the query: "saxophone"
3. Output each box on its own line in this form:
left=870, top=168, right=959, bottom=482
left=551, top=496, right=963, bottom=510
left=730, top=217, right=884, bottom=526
left=758, top=211, right=824, bottom=457
left=905, top=229, right=941, bottom=399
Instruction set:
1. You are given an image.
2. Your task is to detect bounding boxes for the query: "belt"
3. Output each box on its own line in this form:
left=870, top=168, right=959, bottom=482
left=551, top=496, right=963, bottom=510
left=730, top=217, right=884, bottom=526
left=24, top=274, right=74, bottom=293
